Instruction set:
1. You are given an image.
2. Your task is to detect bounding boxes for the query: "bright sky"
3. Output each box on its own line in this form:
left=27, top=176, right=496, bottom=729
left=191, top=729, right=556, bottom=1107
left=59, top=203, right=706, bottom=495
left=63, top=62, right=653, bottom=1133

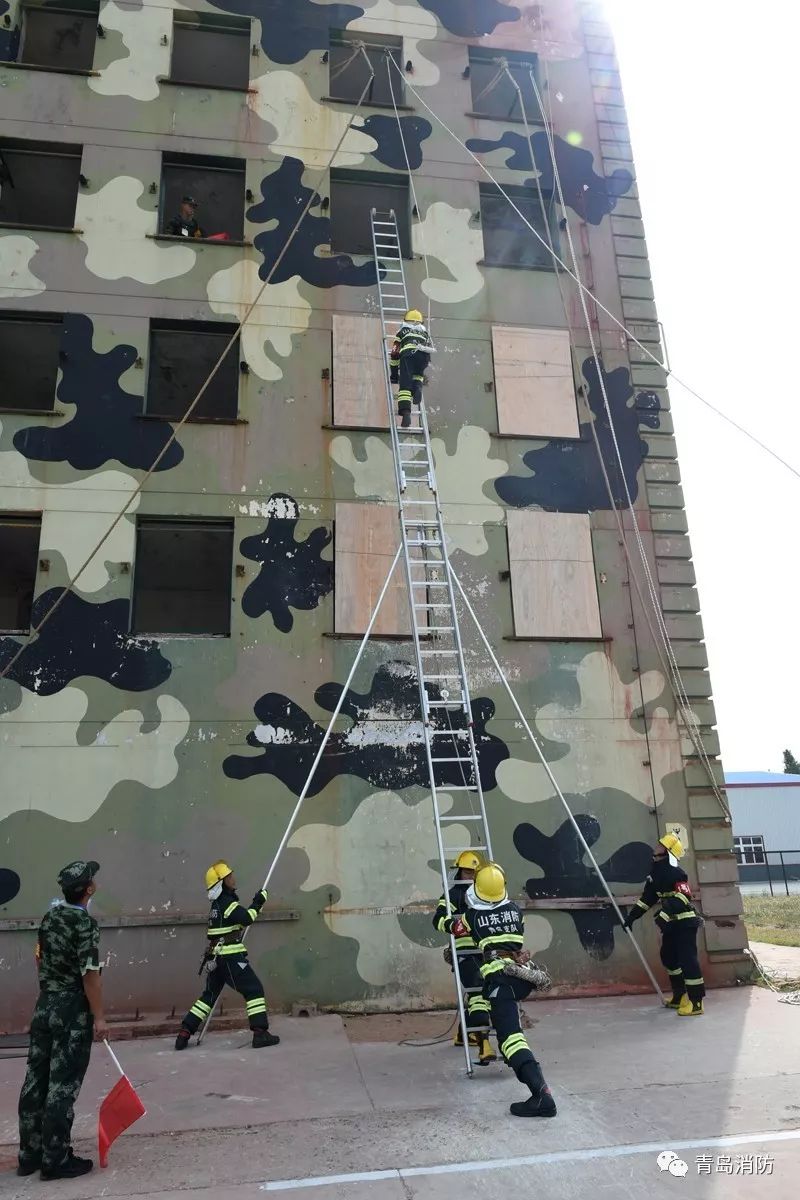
left=604, top=1, right=800, bottom=772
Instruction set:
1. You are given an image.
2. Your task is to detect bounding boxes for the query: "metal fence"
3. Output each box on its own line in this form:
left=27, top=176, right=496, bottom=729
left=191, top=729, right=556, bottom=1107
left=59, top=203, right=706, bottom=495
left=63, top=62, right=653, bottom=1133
left=737, top=849, right=800, bottom=897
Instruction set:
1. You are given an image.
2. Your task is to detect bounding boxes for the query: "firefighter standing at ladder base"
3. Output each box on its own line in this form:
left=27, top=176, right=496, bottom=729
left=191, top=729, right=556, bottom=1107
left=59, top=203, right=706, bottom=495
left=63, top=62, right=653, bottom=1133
left=389, top=308, right=434, bottom=428
left=175, top=862, right=280, bottom=1049
left=460, top=863, right=556, bottom=1119
left=623, top=833, right=705, bottom=1016
left=433, top=851, right=496, bottom=1066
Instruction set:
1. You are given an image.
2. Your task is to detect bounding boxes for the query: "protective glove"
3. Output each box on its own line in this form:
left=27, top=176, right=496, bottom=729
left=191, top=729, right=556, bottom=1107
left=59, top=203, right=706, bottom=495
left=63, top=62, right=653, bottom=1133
left=251, top=888, right=268, bottom=912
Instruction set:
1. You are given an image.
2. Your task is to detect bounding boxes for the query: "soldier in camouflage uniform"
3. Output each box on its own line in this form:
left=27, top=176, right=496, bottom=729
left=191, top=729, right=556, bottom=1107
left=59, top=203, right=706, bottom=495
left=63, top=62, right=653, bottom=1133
left=17, top=860, right=108, bottom=1180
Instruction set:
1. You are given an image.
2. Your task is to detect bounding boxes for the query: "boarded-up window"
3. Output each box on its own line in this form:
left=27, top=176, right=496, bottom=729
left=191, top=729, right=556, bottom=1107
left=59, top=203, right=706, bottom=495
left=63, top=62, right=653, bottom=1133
left=334, top=503, right=413, bottom=635
left=332, top=314, right=388, bottom=428
left=20, top=3, right=99, bottom=73
left=507, top=510, right=601, bottom=639
left=492, top=326, right=579, bottom=438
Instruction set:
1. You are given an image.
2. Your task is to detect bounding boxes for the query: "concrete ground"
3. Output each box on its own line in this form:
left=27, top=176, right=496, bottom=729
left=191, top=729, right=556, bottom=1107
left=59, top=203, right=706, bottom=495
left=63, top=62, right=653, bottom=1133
left=749, top=941, right=800, bottom=978
left=0, top=989, right=798, bottom=1199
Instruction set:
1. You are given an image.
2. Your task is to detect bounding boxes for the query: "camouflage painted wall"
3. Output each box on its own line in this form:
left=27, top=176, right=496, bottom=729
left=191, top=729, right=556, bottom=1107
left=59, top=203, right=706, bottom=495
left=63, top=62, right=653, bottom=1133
left=0, top=0, right=746, bottom=1025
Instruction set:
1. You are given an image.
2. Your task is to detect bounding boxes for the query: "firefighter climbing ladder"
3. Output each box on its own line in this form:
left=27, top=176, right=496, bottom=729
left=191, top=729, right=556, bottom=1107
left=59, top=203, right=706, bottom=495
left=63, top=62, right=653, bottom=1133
left=370, top=207, right=493, bottom=1075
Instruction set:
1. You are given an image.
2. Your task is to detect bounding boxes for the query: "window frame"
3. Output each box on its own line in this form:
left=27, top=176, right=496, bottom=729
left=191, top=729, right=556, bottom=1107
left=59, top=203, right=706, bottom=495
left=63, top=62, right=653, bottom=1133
left=158, top=151, right=247, bottom=243
left=18, top=2, right=99, bottom=74
left=329, top=168, right=411, bottom=258
left=491, top=325, right=580, bottom=439
left=131, top=516, right=235, bottom=638
left=467, top=45, right=541, bottom=123
left=733, top=835, right=766, bottom=866
left=479, top=181, right=558, bottom=272
left=0, top=311, right=63, bottom=414
left=0, top=512, right=42, bottom=634
left=333, top=502, right=418, bottom=637
left=169, top=11, right=252, bottom=92
left=328, top=29, right=405, bottom=108
left=506, top=510, right=602, bottom=640
left=0, top=138, right=83, bottom=232
left=145, top=319, right=241, bottom=423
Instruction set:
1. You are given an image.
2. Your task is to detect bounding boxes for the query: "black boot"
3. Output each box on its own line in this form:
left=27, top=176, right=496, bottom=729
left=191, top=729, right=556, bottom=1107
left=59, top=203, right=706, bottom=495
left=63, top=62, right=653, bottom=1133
left=175, top=1027, right=191, bottom=1050
left=511, top=1058, right=557, bottom=1118
left=16, top=1159, right=40, bottom=1177
left=252, top=1028, right=280, bottom=1048
left=510, top=1091, right=557, bottom=1118
left=400, top=411, right=411, bottom=428
left=41, top=1151, right=94, bottom=1180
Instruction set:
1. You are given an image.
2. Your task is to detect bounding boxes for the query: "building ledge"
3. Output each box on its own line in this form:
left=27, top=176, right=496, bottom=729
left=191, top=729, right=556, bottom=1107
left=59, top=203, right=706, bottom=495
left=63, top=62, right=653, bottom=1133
left=0, top=407, right=65, bottom=418
left=0, top=222, right=81, bottom=235
left=157, top=76, right=254, bottom=95
left=148, top=234, right=252, bottom=248
left=0, top=59, right=99, bottom=78
left=465, top=110, right=547, bottom=128
left=136, top=414, right=248, bottom=426
left=321, top=95, right=414, bottom=112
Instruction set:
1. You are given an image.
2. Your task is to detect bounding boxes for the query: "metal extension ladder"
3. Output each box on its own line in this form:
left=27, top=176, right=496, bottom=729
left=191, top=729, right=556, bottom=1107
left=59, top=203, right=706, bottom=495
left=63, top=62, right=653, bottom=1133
left=370, top=209, right=494, bottom=1075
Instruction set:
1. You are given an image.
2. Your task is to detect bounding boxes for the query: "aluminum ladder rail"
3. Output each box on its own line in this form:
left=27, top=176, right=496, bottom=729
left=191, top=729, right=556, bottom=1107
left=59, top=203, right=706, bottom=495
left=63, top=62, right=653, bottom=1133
left=370, top=208, right=494, bottom=1076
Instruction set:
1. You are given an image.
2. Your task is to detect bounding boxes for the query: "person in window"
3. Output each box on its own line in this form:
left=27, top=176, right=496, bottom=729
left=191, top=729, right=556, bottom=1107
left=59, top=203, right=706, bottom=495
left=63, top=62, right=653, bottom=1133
left=167, top=196, right=204, bottom=239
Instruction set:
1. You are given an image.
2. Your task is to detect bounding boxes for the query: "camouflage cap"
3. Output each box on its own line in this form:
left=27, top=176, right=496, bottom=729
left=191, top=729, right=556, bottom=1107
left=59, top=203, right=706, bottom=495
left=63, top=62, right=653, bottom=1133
left=57, top=860, right=100, bottom=889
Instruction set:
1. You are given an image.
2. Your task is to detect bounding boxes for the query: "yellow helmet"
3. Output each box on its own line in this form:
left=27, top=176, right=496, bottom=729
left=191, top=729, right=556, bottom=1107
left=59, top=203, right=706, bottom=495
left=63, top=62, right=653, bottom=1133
left=205, top=861, right=233, bottom=890
left=405, top=308, right=423, bottom=322
left=474, top=862, right=507, bottom=903
left=454, top=850, right=484, bottom=872
left=659, top=834, right=685, bottom=859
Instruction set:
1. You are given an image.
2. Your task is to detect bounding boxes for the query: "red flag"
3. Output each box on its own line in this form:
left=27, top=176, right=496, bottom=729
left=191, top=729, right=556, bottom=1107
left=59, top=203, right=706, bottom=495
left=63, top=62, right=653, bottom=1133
left=98, top=1075, right=146, bottom=1167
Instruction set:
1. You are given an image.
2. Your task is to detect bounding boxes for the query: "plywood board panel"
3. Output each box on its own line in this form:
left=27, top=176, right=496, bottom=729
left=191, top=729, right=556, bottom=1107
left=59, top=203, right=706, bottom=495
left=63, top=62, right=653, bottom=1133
left=335, top=503, right=416, bottom=636
left=332, top=314, right=388, bottom=428
left=492, top=326, right=579, bottom=438
left=507, top=510, right=601, bottom=638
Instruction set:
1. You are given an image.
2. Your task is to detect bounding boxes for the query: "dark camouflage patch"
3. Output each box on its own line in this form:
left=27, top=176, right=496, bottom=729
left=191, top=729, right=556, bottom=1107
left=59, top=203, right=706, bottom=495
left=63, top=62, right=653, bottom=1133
left=223, top=662, right=509, bottom=794
left=495, top=358, right=660, bottom=511
left=0, top=867, right=21, bottom=906
left=207, top=0, right=365, bottom=65
left=418, top=0, right=519, bottom=37
left=465, top=132, right=633, bottom=225
left=240, top=494, right=333, bottom=633
left=362, top=115, right=433, bottom=170
left=0, top=591, right=172, bottom=694
left=514, top=807, right=652, bottom=959
left=13, top=314, right=183, bottom=474
left=248, top=158, right=380, bottom=289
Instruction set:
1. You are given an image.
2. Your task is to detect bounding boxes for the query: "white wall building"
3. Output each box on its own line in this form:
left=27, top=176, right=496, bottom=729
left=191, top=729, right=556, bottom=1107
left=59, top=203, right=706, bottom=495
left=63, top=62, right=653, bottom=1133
left=726, top=772, right=800, bottom=893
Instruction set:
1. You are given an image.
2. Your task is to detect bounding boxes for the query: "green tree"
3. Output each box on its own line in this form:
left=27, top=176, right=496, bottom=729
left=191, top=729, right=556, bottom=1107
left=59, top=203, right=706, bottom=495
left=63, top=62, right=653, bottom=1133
left=783, top=749, right=800, bottom=775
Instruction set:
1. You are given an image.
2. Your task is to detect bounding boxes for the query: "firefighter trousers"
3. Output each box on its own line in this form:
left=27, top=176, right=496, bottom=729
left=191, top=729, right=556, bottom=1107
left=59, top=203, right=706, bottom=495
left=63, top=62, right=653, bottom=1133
left=486, top=976, right=548, bottom=1096
left=456, top=954, right=491, bottom=1029
left=397, top=351, right=430, bottom=412
left=181, top=957, right=269, bottom=1033
left=660, top=921, right=705, bottom=1002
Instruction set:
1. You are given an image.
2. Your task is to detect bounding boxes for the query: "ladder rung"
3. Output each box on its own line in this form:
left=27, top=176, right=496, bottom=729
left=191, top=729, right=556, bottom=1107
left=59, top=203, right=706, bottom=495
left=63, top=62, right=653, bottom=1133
left=423, top=673, right=461, bottom=679
left=439, top=814, right=482, bottom=821
left=412, top=581, right=448, bottom=587
left=432, top=756, right=473, bottom=763
left=420, top=650, right=457, bottom=655
left=437, top=786, right=477, bottom=793
left=449, top=846, right=487, bottom=853
left=425, top=699, right=464, bottom=706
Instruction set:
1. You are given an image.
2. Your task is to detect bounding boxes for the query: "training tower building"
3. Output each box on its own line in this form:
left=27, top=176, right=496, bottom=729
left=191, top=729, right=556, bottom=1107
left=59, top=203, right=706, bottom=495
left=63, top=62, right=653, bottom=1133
left=0, top=0, right=746, bottom=1027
